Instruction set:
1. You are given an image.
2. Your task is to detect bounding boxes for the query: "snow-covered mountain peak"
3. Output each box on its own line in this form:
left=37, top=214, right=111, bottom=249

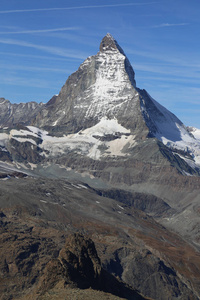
left=19, top=33, right=199, bottom=173
left=99, top=34, right=136, bottom=88
left=32, top=33, right=139, bottom=133
left=1, top=34, right=200, bottom=176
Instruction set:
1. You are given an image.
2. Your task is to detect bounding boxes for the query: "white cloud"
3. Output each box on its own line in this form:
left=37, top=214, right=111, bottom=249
left=133, top=62, right=200, bottom=80
left=137, top=74, right=200, bottom=85
left=0, top=63, right=71, bottom=73
left=0, top=27, right=80, bottom=34
left=0, top=2, right=160, bottom=14
left=188, top=87, right=200, bottom=96
left=0, top=52, right=69, bottom=61
left=152, top=23, right=189, bottom=28
left=0, top=75, right=58, bottom=89
left=0, top=38, right=86, bottom=59
left=125, top=47, right=200, bottom=69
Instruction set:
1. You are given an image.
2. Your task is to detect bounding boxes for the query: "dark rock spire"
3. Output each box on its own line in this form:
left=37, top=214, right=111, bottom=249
left=100, top=33, right=126, bottom=55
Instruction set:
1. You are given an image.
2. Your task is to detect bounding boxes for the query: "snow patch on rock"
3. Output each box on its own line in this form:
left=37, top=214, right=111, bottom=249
left=40, top=118, right=135, bottom=160
left=83, top=117, right=130, bottom=136
left=0, top=119, right=135, bottom=161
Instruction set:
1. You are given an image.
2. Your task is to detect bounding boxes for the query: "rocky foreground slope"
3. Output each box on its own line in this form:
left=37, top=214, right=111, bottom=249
left=0, top=34, right=200, bottom=299
left=0, top=177, right=200, bottom=299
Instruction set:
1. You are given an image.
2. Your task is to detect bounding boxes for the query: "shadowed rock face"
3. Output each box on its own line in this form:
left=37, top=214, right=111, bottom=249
left=100, top=33, right=122, bottom=52
left=58, top=233, right=102, bottom=289
left=37, top=233, right=146, bottom=299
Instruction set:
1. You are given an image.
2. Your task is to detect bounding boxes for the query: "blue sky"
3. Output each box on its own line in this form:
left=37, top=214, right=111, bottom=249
left=0, top=0, right=200, bottom=128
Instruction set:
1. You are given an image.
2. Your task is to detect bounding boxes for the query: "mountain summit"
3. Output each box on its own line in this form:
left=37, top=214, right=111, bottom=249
left=99, top=33, right=136, bottom=88
left=99, top=33, right=122, bottom=52
left=0, top=34, right=200, bottom=174
left=28, top=34, right=200, bottom=172
left=32, top=33, right=139, bottom=134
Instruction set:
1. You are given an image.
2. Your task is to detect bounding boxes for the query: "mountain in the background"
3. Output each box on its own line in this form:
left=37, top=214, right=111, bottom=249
left=1, top=33, right=200, bottom=173
left=1, top=34, right=200, bottom=300
left=0, top=97, right=43, bottom=128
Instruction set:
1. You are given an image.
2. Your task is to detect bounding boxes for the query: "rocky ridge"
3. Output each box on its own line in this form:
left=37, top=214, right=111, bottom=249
left=0, top=97, right=43, bottom=128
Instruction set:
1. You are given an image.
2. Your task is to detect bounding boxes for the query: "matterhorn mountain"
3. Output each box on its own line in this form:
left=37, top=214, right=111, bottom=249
left=1, top=34, right=200, bottom=300
left=1, top=33, right=200, bottom=173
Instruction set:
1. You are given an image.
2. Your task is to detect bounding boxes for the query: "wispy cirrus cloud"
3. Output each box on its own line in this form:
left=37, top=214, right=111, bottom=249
left=125, top=47, right=200, bottom=69
left=0, top=2, right=160, bottom=14
left=0, top=38, right=86, bottom=59
left=133, top=62, right=200, bottom=79
left=0, top=62, right=71, bottom=74
left=0, top=27, right=80, bottom=35
left=137, top=74, right=200, bottom=85
left=0, top=51, right=74, bottom=61
left=0, top=74, right=59, bottom=89
left=152, top=23, right=189, bottom=28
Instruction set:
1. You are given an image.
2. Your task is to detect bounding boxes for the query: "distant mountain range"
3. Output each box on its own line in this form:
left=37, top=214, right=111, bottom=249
left=0, top=33, right=200, bottom=300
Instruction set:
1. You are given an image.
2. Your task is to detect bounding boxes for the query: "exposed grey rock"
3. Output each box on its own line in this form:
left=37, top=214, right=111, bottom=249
left=0, top=97, right=43, bottom=128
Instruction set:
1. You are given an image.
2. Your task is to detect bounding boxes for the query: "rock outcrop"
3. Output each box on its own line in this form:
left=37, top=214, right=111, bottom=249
left=37, top=233, right=146, bottom=299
